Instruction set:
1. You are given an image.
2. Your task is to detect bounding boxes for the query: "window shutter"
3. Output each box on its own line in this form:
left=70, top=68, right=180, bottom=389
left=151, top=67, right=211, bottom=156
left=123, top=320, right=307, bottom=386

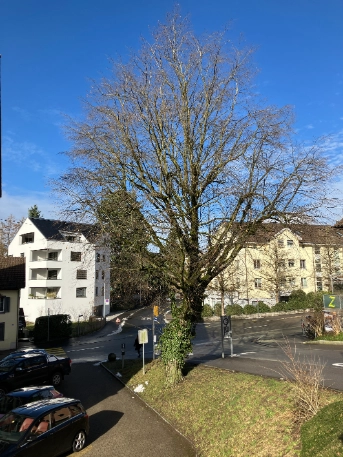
left=4, top=297, right=10, bottom=313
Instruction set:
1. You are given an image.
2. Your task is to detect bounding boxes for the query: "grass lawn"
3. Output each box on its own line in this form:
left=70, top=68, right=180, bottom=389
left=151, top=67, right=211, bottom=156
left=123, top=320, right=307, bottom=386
left=103, top=358, right=343, bottom=457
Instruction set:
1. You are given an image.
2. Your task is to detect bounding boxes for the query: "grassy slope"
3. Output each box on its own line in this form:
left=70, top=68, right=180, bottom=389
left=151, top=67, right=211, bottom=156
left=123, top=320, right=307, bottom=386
left=103, top=359, right=343, bottom=457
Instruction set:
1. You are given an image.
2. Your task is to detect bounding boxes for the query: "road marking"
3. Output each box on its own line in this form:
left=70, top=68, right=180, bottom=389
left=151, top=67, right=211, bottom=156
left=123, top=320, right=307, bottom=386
left=67, top=346, right=104, bottom=353
left=46, top=347, right=67, bottom=357
left=332, top=363, right=343, bottom=367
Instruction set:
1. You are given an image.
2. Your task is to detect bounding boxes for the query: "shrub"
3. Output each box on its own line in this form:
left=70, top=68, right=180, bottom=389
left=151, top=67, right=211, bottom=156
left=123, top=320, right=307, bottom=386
left=244, top=304, right=258, bottom=315
left=287, top=289, right=309, bottom=311
left=307, top=291, right=326, bottom=311
left=34, top=314, right=72, bottom=342
left=256, top=301, right=271, bottom=313
left=213, top=303, right=222, bottom=317
left=271, top=302, right=287, bottom=312
left=201, top=304, right=214, bottom=317
left=225, top=304, right=244, bottom=315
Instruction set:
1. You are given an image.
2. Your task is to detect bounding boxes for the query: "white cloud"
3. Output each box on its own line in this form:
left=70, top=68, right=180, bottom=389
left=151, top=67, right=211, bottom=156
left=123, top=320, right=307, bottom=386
left=12, top=106, right=32, bottom=122
left=306, top=124, right=314, bottom=129
left=3, top=135, right=65, bottom=177
left=0, top=191, right=60, bottom=221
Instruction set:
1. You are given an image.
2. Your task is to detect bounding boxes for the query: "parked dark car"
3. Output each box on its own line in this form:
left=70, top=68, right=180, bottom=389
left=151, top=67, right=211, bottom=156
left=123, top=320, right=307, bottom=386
left=0, top=386, right=63, bottom=418
left=0, top=397, right=89, bottom=456
left=0, top=353, right=72, bottom=395
left=0, top=349, right=48, bottom=365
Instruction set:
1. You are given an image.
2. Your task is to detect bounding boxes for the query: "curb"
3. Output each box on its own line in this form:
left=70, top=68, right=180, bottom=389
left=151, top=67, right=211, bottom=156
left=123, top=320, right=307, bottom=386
left=100, top=361, right=198, bottom=456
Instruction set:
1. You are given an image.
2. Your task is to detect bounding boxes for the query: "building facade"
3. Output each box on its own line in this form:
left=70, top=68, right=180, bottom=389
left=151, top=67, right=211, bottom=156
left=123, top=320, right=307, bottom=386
left=0, top=256, right=25, bottom=350
left=8, top=218, right=110, bottom=323
left=205, top=222, right=343, bottom=308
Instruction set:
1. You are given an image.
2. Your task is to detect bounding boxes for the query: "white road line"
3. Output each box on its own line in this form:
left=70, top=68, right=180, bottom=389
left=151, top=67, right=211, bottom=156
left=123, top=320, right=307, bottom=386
left=67, top=346, right=104, bottom=353
left=332, top=363, right=343, bottom=367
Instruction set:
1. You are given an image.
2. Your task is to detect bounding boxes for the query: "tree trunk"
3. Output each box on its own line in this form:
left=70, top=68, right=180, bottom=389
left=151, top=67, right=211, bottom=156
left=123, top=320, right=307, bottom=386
left=165, top=359, right=183, bottom=386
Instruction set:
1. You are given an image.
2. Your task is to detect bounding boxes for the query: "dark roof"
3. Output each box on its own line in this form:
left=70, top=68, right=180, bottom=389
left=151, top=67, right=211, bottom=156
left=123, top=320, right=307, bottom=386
left=0, top=257, right=25, bottom=290
left=244, top=223, right=343, bottom=246
left=29, top=218, right=98, bottom=242
left=12, top=397, right=81, bottom=418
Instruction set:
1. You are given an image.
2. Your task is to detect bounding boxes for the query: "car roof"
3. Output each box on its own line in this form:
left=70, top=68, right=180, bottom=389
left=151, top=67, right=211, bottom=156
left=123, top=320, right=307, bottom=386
left=12, top=398, right=82, bottom=418
left=6, top=386, right=54, bottom=398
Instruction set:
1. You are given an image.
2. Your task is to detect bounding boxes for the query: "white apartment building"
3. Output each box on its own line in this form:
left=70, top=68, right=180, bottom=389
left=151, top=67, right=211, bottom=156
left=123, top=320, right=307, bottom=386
left=8, top=218, right=110, bottom=323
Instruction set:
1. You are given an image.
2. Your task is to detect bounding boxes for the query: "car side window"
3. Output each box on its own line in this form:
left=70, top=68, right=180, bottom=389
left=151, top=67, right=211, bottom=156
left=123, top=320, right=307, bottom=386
left=69, top=404, right=82, bottom=417
left=30, top=356, right=45, bottom=368
left=31, top=414, right=51, bottom=436
left=53, top=407, right=71, bottom=426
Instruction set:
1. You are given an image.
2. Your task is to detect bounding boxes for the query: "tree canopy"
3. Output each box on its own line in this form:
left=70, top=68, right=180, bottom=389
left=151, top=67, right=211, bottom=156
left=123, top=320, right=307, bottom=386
left=54, top=10, right=338, bottom=383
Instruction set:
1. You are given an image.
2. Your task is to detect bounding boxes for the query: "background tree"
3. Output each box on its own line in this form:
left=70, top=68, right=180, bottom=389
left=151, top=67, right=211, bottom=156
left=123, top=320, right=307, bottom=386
left=28, top=204, right=42, bottom=218
left=54, top=11, right=337, bottom=384
left=0, top=215, right=24, bottom=256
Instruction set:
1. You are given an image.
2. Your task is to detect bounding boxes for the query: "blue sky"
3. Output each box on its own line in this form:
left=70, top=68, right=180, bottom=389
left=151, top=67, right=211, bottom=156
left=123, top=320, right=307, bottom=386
left=1, top=0, right=342, bottom=221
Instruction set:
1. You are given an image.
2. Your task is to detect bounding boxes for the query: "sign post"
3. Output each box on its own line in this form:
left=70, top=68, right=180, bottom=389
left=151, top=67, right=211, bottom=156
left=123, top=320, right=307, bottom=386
left=138, top=329, right=148, bottom=374
left=121, top=343, right=125, bottom=369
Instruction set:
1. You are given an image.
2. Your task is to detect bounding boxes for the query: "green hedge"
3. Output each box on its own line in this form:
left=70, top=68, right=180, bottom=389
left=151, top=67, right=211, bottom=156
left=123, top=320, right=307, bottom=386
left=34, top=314, right=72, bottom=343
left=225, top=304, right=244, bottom=315
left=244, top=304, right=258, bottom=315
left=201, top=304, right=214, bottom=317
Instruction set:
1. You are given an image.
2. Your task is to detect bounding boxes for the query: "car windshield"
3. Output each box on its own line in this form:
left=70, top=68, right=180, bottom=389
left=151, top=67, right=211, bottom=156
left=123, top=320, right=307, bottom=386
left=0, top=412, right=33, bottom=443
left=0, top=360, right=20, bottom=372
left=0, top=396, right=24, bottom=415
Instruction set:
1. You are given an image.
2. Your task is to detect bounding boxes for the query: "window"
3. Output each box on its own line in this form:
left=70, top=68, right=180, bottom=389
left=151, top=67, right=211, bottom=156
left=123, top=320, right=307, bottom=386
left=48, top=251, right=58, bottom=261
left=315, top=264, right=322, bottom=272
left=287, top=239, right=294, bottom=247
left=253, top=260, right=261, bottom=269
left=0, top=323, right=4, bottom=341
left=315, top=246, right=321, bottom=255
left=288, top=278, right=295, bottom=287
left=278, top=239, right=284, bottom=248
left=0, top=296, right=9, bottom=313
left=20, top=253, right=24, bottom=258
left=76, top=288, right=86, bottom=298
left=71, top=251, right=81, bottom=262
left=288, top=259, right=295, bottom=267
left=95, top=270, right=99, bottom=279
left=53, top=407, right=71, bottom=426
left=101, top=286, right=104, bottom=296
left=301, top=278, right=307, bottom=287
left=317, top=280, right=323, bottom=291
left=254, top=278, right=262, bottom=289
left=102, top=254, right=106, bottom=262
left=278, top=260, right=286, bottom=268
left=235, top=278, right=240, bottom=288
left=47, top=270, right=57, bottom=280
left=76, top=270, right=87, bottom=279
left=101, top=270, right=105, bottom=279
left=21, top=232, right=34, bottom=244
left=95, top=287, right=98, bottom=297
left=300, top=260, right=306, bottom=269
left=96, top=253, right=100, bottom=262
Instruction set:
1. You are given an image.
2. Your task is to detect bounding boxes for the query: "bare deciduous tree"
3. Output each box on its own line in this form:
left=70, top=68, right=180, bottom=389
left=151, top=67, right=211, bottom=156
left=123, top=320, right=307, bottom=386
left=55, top=11, right=337, bottom=384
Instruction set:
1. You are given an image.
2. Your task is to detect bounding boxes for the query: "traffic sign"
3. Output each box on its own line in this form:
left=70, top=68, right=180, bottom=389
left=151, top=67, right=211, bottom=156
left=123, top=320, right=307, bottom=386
left=323, top=295, right=342, bottom=309
left=138, top=329, right=148, bottom=344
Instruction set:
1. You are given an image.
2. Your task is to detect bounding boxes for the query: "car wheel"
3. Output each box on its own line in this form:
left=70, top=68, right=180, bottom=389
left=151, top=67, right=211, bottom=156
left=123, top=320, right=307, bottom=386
left=72, top=430, right=86, bottom=452
left=51, top=371, right=62, bottom=386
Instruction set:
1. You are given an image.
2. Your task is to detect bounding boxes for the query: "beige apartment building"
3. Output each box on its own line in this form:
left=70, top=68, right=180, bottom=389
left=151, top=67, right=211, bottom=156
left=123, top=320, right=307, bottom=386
left=205, top=222, right=343, bottom=308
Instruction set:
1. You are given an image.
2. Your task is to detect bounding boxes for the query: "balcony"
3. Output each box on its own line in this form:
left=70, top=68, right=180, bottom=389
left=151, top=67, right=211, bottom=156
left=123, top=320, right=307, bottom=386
left=29, top=269, right=61, bottom=285
left=30, top=250, right=62, bottom=263
left=29, top=287, right=61, bottom=300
